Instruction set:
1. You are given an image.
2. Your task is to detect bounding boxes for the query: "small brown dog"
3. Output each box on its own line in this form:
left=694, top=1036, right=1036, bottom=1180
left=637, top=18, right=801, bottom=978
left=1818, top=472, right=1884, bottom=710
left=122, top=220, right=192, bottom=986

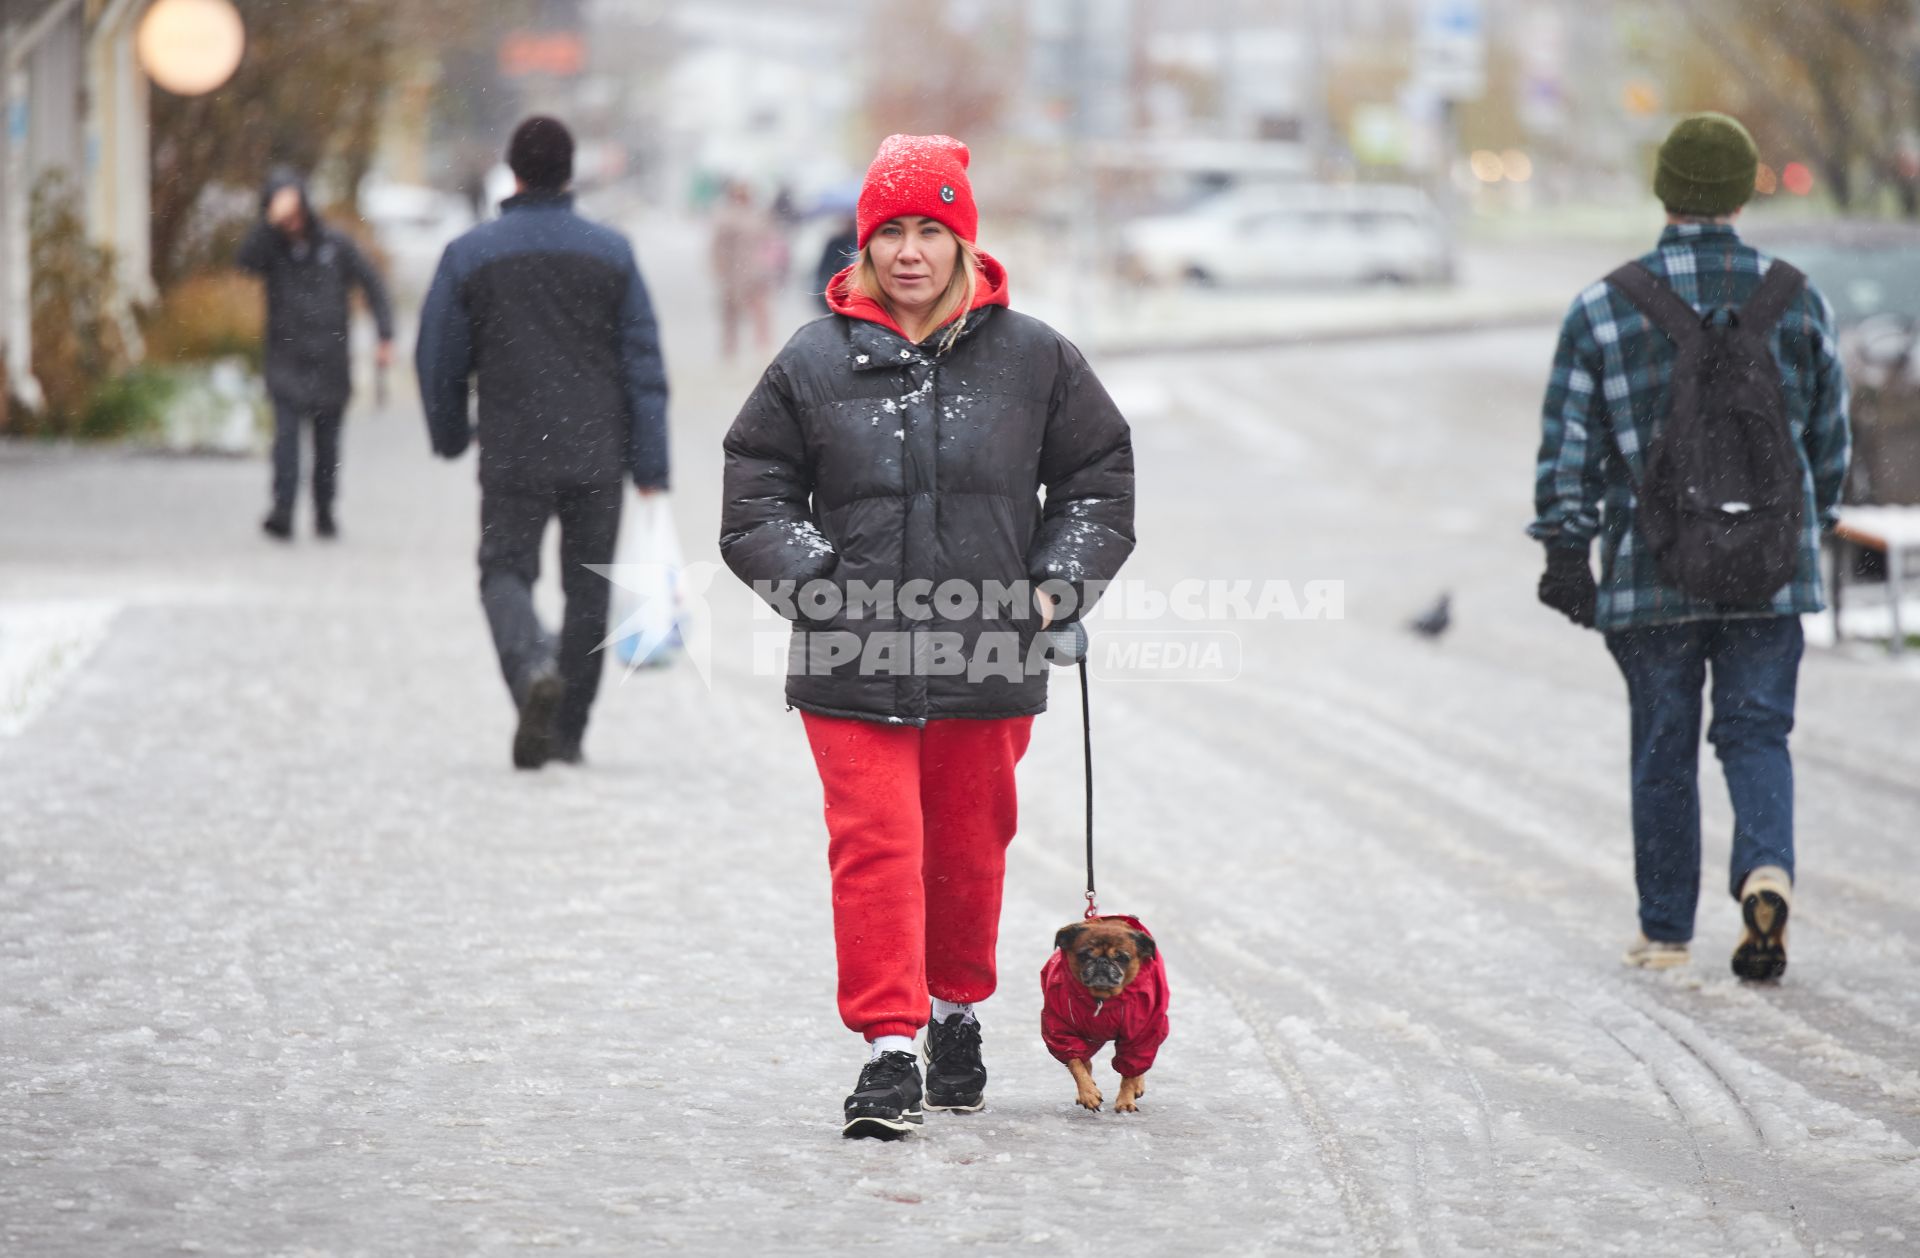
left=1040, top=914, right=1170, bottom=1112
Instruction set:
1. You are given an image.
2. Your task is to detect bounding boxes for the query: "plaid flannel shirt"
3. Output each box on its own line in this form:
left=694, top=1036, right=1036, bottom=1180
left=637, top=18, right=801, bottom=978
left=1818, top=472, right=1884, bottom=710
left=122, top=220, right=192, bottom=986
left=1529, top=223, right=1852, bottom=633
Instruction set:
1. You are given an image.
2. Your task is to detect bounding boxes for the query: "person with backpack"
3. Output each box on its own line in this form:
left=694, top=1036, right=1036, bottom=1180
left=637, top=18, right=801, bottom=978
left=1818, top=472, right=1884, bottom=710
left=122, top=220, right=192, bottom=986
left=1530, top=113, right=1851, bottom=980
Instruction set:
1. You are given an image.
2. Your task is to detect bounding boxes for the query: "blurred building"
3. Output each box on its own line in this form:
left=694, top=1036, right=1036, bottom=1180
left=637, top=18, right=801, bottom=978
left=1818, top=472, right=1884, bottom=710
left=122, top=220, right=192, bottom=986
left=0, top=0, right=152, bottom=411
left=574, top=0, right=866, bottom=209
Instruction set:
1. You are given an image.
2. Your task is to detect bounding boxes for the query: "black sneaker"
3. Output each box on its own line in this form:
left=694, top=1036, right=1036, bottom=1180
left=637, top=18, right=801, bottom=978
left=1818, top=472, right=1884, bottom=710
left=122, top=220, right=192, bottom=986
left=842, top=1050, right=924, bottom=1140
left=923, top=1012, right=986, bottom=1112
left=512, top=663, right=565, bottom=770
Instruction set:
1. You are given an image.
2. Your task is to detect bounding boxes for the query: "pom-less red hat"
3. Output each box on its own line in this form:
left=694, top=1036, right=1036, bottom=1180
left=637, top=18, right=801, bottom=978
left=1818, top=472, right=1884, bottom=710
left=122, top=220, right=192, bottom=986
left=856, top=134, right=977, bottom=248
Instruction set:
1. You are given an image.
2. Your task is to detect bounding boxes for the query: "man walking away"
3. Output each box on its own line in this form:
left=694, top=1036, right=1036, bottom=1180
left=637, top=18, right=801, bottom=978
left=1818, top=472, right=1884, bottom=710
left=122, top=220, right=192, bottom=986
left=238, top=169, right=395, bottom=541
left=415, top=116, right=670, bottom=770
left=1529, top=112, right=1850, bottom=980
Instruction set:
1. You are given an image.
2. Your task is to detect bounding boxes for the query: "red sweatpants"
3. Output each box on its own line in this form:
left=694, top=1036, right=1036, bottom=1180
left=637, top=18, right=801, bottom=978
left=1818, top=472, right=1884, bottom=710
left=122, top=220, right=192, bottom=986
left=801, top=711, right=1035, bottom=1041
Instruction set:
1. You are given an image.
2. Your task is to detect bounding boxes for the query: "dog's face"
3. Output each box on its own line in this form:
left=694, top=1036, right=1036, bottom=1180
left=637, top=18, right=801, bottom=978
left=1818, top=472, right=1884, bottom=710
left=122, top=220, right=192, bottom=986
left=1054, top=920, right=1156, bottom=999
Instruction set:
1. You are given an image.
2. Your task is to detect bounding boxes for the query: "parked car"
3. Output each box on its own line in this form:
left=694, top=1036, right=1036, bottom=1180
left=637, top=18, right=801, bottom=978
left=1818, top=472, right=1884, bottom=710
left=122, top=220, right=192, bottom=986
left=1117, top=183, right=1451, bottom=288
left=357, top=179, right=477, bottom=300
left=1753, top=221, right=1920, bottom=504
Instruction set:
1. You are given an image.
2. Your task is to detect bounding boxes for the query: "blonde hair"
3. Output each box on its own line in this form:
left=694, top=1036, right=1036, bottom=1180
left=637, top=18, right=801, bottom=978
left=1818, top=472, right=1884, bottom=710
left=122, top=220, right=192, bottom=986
left=850, top=225, right=982, bottom=355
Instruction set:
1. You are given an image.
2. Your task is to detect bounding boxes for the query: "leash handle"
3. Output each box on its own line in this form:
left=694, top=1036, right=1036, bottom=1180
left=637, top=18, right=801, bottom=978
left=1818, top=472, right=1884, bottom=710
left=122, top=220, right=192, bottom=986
left=1080, top=657, right=1098, bottom=919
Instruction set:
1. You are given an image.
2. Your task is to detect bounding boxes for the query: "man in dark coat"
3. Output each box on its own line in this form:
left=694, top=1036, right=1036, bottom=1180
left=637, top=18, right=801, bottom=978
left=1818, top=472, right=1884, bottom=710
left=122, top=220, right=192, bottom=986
left=415, top=116, right=671, bottom=770
left=238, top=169, right=395, bottom=540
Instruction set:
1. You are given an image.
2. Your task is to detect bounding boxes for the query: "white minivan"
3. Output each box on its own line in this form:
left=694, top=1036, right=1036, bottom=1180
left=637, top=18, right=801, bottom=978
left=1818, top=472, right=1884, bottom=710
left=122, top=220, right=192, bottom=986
left=1118, top=183, right=1451, bottom=288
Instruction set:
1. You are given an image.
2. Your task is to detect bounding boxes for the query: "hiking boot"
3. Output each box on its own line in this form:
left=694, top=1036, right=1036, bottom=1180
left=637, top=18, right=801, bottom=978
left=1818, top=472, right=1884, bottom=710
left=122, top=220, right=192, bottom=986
left=1733, top=866, right=1791, bottom=982
left=261, top=509, right=293, bottom=541
left=923, top=1011, right=986, bottom=1112
left=1622, top=935, right=1691, bottom=970
left=512, top=662, right=565, bottom=770
left=842, top=1050, right=924, bottom=1140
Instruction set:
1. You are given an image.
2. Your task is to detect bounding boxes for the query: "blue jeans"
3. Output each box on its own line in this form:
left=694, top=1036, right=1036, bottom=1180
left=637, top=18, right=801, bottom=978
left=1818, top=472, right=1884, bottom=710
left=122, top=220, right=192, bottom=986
left=1604, top=617, right=1802, bottom=943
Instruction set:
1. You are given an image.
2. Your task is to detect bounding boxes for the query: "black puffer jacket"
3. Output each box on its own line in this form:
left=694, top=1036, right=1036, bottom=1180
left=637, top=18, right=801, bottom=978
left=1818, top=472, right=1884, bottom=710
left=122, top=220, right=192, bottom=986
left=236, top=170, right=393, bottom=412
left=720, top=278, right=1135, bottom=725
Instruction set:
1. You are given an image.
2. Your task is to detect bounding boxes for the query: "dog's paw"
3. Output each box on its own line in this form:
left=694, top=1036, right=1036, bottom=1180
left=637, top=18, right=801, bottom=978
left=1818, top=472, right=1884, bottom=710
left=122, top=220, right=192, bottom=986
left=1115, top=1077, right=1146, bottom=1113
left=1075, top=1084, right=1104, bottom=1111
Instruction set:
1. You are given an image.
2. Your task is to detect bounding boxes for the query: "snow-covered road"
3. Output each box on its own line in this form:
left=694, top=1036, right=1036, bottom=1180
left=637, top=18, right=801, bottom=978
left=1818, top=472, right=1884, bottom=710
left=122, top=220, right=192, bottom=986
left=4, top=313, right=1918, bottom=1254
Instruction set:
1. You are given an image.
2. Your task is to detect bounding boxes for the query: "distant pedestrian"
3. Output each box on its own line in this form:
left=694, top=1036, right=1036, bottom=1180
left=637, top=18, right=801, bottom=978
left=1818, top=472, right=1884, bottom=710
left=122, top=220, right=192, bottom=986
left=238, top=169, right=394, bottom=541
left=813, top=215, right=858, bottom=313
left=709, top=181, right=783, bottom=360
left=415, top=115, right=670, bottom=770
left=720, top=133, right=1136, bottom=1137
left=1529, top=112, right=1851, bottom=979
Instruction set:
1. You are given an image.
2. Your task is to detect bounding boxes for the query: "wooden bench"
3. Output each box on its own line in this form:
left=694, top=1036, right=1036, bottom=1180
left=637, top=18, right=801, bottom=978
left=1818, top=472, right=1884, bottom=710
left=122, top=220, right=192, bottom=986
left=1827, top=505, right=1920, bottom=654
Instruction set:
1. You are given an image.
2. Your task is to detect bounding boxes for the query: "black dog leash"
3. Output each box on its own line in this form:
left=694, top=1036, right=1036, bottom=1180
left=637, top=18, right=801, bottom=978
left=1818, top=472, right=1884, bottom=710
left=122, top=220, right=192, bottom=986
left=1044, top=619, right=1099, bottom=919
left=1079, top=656, right=1098, bottom=920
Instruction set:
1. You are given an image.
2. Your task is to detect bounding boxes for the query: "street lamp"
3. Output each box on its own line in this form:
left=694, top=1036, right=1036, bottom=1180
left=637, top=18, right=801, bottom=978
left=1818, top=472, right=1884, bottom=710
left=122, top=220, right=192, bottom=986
left=136, top=0, right=246, bottom=97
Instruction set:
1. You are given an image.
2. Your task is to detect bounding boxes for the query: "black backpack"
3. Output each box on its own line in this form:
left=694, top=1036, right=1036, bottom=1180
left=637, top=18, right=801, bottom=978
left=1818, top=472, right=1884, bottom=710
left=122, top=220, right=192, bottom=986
left=1606, top=260, right=1808, bottom=608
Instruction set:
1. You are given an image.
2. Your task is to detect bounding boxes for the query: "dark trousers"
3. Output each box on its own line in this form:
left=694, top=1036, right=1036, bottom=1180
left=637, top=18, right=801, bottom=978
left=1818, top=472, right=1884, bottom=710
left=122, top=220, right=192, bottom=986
left=1604, top=616, right=1803, bottom=943
left=478, top=483, right=624, bottom=744
left=270, top=398, right=344, bottom=515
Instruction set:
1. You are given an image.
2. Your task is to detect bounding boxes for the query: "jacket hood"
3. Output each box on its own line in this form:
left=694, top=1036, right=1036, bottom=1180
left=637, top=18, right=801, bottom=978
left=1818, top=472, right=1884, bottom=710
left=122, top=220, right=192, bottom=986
left=260, top=167, right=320, bottom=226
left=824, top=249, right=1010, bottom=342
left=1044, top=915, right=1163, bottom=1010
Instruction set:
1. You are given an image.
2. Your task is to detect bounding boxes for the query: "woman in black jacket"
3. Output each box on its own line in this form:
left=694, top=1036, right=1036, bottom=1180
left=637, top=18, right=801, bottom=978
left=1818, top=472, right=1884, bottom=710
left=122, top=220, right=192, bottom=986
left=719, top=134, right=1135, bottom=1139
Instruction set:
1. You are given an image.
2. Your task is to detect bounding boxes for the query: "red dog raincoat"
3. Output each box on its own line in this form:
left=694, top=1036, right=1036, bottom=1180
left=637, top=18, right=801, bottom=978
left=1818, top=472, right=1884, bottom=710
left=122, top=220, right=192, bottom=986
left=1040, top=914, right=1171, bottom=1077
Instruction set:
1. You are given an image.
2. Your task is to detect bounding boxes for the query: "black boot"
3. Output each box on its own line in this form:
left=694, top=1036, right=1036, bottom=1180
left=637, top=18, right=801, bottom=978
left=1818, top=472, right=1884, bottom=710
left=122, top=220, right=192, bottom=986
left=315, top=505, right=338, bottom=539
left=923, top=1011, right=986, bottom=1112
left=261, top=507, right=293, bottom=541
left=842, top=1050, right=924, bottom=1140
left=512, top=661, right=564, bottom=770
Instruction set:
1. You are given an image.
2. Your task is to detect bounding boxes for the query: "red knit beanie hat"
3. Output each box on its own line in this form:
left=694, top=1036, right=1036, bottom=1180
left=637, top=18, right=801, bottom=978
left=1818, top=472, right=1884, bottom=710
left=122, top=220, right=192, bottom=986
left=856, top=134, right=977, bottom=248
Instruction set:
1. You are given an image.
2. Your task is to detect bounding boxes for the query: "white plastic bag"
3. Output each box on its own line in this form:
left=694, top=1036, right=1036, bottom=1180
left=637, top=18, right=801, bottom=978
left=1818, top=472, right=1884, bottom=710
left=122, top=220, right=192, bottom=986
left=611, top=494, right=686, bottom=668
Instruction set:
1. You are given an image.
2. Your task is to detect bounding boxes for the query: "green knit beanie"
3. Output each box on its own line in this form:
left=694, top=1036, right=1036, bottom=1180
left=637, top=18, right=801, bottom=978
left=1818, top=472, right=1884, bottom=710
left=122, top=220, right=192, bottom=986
left=1655, top=113, right=1759, bottom=217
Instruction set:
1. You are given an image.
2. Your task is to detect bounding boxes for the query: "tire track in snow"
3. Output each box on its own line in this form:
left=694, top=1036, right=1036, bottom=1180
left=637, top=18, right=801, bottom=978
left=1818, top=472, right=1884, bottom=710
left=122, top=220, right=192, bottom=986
left=1008, top=821, right=1401, bottom=1255
left=1281, top=650, right=1920, bottom=925
left=1236, top=668, right=1920, bottom=1153
left=1096, top=667, right=1917, bottom=1246
left=1561, top=990, right=1801, bottom=1251
left=1248, top=665, right=1920, bottom=1127
left=1217, top=665, right=1920, bottom=1029
left=1590, top=1018, right=1715, bottom=1187
left=1015, top=722, right=1516, bottom=1252
left=1566, top=990, right=1817, bottom=1256
left=1011, top=714, right=1414, bottom=1250
left=1191, top=933, right=1509, bottom=1258
left=1178, top=936, right=1401, bottom=1257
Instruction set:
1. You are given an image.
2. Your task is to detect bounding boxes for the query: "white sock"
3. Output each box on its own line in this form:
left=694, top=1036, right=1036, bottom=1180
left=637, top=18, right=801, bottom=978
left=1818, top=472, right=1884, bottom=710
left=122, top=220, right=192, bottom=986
left=870, top=1035, right=915, bottom=1059
left=930, top=997, right=975, bottom=1024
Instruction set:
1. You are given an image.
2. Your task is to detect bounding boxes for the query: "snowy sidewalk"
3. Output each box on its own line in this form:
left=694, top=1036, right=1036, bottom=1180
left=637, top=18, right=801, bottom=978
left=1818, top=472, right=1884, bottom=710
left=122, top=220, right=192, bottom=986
left=3, top=308, right=1919, bottom=1253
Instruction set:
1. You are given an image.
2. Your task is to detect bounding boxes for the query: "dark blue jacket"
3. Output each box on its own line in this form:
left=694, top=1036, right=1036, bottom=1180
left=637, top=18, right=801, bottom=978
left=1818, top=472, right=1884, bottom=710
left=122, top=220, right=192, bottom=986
left=415, top=191, right=669, bottom=489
